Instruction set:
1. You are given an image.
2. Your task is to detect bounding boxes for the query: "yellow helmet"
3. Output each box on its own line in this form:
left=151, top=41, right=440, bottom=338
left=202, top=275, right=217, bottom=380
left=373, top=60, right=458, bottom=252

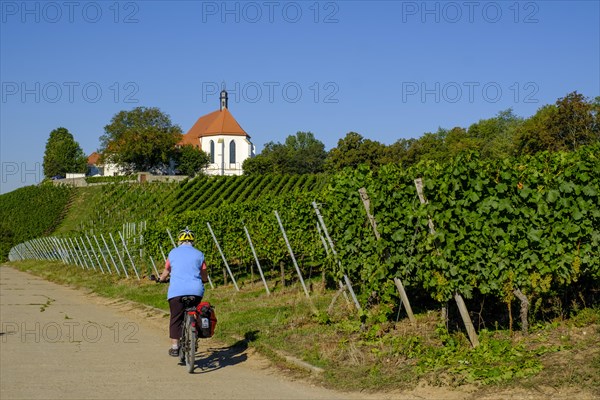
left=177, top=227, right=195, bottom=243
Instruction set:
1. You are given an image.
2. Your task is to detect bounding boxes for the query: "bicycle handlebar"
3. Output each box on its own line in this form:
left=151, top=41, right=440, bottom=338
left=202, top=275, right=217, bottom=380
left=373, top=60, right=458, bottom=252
left=149, top=274, right=168, bottom=283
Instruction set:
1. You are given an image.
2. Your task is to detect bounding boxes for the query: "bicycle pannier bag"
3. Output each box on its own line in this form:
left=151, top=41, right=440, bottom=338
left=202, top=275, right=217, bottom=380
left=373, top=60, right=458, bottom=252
left=196, top=301, right=217, bottom=338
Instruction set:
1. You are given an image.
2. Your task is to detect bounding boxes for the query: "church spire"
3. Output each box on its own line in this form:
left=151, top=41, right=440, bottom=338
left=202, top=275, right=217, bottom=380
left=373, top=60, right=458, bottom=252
left=220, top=89, right=228, bottom=111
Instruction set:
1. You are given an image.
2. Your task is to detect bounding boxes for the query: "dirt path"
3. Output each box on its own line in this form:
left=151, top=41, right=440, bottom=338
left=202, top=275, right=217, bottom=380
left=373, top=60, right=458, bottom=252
left=3, top=266, right=595, bottom=400
left=2, top=266, right=387, bottom=400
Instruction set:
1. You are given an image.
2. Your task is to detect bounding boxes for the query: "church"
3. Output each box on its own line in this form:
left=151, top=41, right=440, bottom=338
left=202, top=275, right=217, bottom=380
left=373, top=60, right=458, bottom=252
left=180, top=90, right=255, bottom=176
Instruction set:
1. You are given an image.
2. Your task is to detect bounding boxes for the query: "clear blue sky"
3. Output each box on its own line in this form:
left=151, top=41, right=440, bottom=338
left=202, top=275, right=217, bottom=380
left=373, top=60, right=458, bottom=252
left=1, top=0, right=598, bottom=194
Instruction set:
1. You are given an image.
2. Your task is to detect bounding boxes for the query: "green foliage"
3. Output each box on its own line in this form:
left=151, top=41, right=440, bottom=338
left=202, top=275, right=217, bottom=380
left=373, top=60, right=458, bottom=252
left=0, top=184, right=72, bottom=261
left=139, top=144, right=599, bottom=316
left=396, top=109, right=524, bottom=167
left=42, top=127, right=87, bottom=178
left=176, top=144, right=210, bottom=177
left=144, top=191, right=328, bottom=284
left=100, top=107, right=183, bottom=173
left=85, top=176, right=132, bottom=184
left=243, top=131, right=327, bottom=174
left=60, top=182, right=179, bottom=234
left=58, top=174, right=328, bottom=238
left=325, top=132, right=387, bottom=172
left=411, top=327, right=551, bottom=384
left=321, top=144, right=600, bottom=314
left=515, top=92, right=600, bottom=155
left=466, top=109, right=523, bottom=159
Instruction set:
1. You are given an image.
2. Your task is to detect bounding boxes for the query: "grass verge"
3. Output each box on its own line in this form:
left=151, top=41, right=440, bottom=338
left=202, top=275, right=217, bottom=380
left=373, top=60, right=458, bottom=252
left=5, top=260, right=600, bottom=395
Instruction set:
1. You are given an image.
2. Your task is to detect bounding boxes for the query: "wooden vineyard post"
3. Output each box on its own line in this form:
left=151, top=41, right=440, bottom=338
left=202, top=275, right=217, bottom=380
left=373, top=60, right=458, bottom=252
left=78, top=237, right=95, bottom=271
left=454, top=292, right=479, bottom=347
left=61, top=238, right=74, bottom=265
left=109, top=232, right=128, bottom=278
left=274, top=210, right=310, bottom=299
left=393, top=278, right=416, bottom=324
left=513, top=288, right=530, bottom=334
left=159, top=246, right=167, bottom=262
left=93, top=235, right=112, bottom=274
left=358, top=187, right=415, bottom=324
left=316, top=222, right=331, bottom=288
left=207, top=222, right=239, bottom=291
left=166, top=228, right=176, bottom=249
left=37, top=238, right=51, bottom=261
left=86, top=235, right=104, bottom=274
left=414, top=178, right=479, bottom=348
left=243, top=224, right=270, bottom=295
left=101, top=234, right=120, bottom=275
left=25, top=240, right=39, bottom=260
left=52, top=238, right=68, bottom=264
left=358, top=188, right=380, bottom=240
left=343, top=275, right=362, bottom=312
left=119, top=231, right=140, bottom=280
left=312, top=202, right=358, bottom=311
left=149, top=255, right=160, bottom=277
left=413, top=178, right=436, bottom=235
left=68, top=238, right=85, bottom=269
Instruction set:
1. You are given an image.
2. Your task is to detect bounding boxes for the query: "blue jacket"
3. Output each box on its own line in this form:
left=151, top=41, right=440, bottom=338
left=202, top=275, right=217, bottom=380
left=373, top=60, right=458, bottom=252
left=166, top=244, right=205, bottom=300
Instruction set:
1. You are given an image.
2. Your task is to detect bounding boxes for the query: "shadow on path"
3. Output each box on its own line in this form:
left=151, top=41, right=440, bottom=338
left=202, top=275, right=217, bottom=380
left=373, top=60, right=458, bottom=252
left=191, top=330, right=259, bottom=374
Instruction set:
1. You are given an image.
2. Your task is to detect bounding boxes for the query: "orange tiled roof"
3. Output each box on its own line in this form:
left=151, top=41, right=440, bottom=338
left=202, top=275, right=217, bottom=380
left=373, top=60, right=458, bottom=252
left=87, top=152, right=100, bottom=165
left=180, top=108, right=249, bottom=146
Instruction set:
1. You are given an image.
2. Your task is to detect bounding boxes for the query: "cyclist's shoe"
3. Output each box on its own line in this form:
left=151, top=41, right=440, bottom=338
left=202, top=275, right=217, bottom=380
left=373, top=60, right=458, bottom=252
left=168, top=347, right=179, bottom=357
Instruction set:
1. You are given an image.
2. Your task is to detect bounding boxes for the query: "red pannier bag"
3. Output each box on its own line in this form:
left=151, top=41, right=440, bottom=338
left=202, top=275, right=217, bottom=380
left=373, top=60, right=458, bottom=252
left=196, top=301, right=217, bottom=338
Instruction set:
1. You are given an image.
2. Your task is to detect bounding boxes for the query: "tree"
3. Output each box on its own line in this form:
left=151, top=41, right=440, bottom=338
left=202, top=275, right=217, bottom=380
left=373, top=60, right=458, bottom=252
left=550, top=92, right=599, bottom=150
left=99, top=107, right=183, bottom=173
left=325, top=132, right=386, bottom=172
left=42, top=127, right=87, bottom=178
left=284, top=131, right=327, bottom=174
left=515, top=92, right=600, bottom=154
left=176, top=145, right=210, bottom=177
left=381, top=138, right=415, bottom=165
left=242, top=142, right=287, bottom=174
left=243, top=131, right=327, bottom=174
left=403, top=128, right=450, bottom=165
left=466, top=109, right=523, bottom=159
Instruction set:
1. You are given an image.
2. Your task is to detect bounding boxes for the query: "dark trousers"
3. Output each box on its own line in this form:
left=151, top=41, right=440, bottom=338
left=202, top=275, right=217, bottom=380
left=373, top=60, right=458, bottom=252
left=168, top=296, right=202, bottom=340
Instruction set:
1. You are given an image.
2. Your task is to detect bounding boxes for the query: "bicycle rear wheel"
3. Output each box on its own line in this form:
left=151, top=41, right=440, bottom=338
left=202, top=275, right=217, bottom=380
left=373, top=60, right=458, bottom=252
left=184, top=314, right=196, bottom=373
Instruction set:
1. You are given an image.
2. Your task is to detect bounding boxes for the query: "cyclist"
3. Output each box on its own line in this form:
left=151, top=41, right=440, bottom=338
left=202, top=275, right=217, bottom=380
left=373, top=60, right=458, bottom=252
left=158, top=227, right=208, bottom=357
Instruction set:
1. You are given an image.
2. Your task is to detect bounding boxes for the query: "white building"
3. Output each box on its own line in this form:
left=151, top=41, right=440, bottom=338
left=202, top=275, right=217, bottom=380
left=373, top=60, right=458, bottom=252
left=87, top=152, right=123, bottom=176
left=180, top=90, right=255, bottom=176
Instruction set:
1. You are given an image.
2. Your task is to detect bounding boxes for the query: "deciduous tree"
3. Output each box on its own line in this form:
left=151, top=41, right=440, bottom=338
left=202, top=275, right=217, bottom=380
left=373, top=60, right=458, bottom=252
left=100, top=107, right=182, bottom=173
left=325, top=132, right=386, bottom=172
left=42, top=127, right=87, bottom=178
left=515, top=92, right=599, bottom=154
left=243, top=131, right=326, bottom=174
left=176, top=145, right=210, bottom=177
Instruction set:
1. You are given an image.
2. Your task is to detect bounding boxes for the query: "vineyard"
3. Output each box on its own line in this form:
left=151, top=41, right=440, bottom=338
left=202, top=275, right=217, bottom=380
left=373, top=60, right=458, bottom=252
left=54, top=173, right=329, bottom=234
left=139, top=145, right=600, bottom=330
left=0, top=184, right=73, bottom=262
left=7, top=145, right=600, bottom=333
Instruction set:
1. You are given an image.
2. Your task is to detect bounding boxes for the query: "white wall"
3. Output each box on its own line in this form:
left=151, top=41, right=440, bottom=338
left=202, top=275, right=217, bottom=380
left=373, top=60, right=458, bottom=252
left=200, top=135, right=254, bottom=176
left=103, top=162, right=124, bottom=176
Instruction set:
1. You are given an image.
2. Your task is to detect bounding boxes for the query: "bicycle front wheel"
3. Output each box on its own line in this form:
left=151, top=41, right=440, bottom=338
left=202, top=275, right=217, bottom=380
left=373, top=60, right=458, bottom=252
left=185, top=314, right=196, bottom=373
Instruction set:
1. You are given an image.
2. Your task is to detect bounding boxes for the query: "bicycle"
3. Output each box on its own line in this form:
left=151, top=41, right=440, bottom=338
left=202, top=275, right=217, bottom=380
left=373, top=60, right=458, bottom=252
left=151, top=275, right=199, bottom=374
left=178, top=295, right=199, bottom=373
